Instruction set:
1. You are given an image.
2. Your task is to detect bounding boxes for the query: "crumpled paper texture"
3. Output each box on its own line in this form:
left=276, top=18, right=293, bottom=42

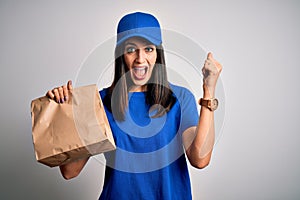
left=31, top=84, right=116, bottom=167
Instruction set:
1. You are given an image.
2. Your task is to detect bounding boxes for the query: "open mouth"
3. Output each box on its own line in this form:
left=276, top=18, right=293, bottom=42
left=132, top=66, right=148, bottom=80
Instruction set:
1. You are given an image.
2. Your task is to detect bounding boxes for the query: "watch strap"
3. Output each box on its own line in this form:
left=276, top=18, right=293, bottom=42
left=198, top=98, right=218, bottom=111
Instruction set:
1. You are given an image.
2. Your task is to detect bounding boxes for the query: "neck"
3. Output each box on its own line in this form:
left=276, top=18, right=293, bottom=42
left=129, top=85, right=147, bottom=92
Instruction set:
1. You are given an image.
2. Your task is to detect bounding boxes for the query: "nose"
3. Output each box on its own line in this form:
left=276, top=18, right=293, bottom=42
left=135, top=49, right=146, bottom=63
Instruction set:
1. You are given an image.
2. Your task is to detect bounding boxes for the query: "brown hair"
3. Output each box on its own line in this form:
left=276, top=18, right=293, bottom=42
left=103, top=43, right=176, bottom=121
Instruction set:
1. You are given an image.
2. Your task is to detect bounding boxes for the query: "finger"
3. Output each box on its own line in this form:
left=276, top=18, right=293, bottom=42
left=46, top=90, right=55, bottom=99
left=202, top=66, right=206, bottom=76
left=215, top=61, right=222, bottom=72
left=58, top=87, right=64, bottom=103
left=67, top=80, right=73, bottom=90
left=210, top=56, right=222, bottom=72
left=207, top=54, right=222, bottom=71
left=205, top=59, right=212, bottom=68
left=207, top=52, right=213, bottom=60
left=62, top=85, right=68, bottom=101
left=53, top=88, right=60, bottom=103
left=203, top=60, right=211, bottom=76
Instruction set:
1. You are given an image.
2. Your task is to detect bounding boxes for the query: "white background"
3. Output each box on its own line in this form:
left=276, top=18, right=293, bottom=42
left=0, top=0, right=299, bottom=199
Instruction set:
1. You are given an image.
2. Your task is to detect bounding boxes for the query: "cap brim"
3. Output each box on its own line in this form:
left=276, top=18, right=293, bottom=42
left=117, top=27, right=162, bottom=46
left=117, top=34, right=161, bottom=46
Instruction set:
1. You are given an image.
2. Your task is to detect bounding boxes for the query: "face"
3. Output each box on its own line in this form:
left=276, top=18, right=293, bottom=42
left=123, top=37, right=157, bottom=92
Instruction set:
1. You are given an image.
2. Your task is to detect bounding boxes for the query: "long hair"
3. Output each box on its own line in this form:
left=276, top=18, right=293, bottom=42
left=103, top=43, right=176, bottom=121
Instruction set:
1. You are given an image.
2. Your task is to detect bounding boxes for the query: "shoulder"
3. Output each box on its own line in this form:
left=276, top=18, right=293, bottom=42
left=169, top=83, right=195, bottom=99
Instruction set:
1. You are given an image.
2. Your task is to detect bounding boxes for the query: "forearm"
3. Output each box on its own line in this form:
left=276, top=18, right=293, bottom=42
left=195, top=104, right=215, bottom=157
left=185, top=52, right=221, bottom=168
left=59, top=157, right=89, bottom=180
left=186, top=88, right=215, bottom=168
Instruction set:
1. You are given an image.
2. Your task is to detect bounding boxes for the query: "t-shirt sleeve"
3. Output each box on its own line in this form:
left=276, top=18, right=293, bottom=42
left=174, top=87, right=199, bottom=135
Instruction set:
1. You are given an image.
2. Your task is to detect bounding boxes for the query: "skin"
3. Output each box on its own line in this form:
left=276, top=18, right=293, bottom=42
left=183, top=53, right=222, bottom=168
left=46, top=37, right=222, bottom=179
left=123, top=37, right=157, bottom=92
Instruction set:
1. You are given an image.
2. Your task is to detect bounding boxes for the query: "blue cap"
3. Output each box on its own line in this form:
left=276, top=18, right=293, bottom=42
left=117, top=12, right=162, bottom=46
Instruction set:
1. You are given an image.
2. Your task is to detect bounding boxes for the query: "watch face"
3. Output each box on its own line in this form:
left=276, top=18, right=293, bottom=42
left=211, top=99, right=219, bottom=111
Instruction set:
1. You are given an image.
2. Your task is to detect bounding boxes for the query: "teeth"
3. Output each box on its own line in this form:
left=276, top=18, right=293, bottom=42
left=134, top=67, right=147, bottom=76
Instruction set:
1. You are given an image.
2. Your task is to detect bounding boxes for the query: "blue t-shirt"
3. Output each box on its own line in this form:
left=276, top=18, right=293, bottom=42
left=99, top=84, right=199, bottom=200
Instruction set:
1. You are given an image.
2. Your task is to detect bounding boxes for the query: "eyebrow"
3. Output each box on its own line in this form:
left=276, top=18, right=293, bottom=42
left=124, top=41, right=155, bottom=47
left=124, top=42, right=137, bottom=46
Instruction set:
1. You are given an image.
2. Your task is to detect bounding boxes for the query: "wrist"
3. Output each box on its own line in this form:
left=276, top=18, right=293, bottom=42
left=203, top=84, right=215, bottom=99
left=198, top=98, right=219, bottom=111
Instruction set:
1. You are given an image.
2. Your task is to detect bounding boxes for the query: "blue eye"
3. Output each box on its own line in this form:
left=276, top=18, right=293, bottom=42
left=126, top=47, right=136, bottom=53
left=145, top=47, right=154, bottom=52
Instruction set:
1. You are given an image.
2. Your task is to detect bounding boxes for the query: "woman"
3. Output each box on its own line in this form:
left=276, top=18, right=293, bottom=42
left=47, top=12, right=222, bottom=200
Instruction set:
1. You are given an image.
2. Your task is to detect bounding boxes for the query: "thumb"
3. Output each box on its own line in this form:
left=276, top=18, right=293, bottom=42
left=67, top=80, right=73, bottom=90
left=207, top=52, right=213, bottom=60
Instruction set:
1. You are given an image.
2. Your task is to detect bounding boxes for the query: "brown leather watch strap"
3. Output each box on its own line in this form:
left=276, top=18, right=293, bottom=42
left=198, top=98, right=218, bottom=111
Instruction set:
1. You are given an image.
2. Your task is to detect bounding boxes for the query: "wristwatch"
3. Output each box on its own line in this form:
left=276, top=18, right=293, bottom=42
left=199, top=98, right=219, bottom=111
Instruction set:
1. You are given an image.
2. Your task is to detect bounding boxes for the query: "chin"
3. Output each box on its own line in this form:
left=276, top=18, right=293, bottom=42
left=132, top=80, right=148, bottom=87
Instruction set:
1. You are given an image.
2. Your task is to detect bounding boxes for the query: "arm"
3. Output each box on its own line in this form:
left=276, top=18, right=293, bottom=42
left=47, top=80, right=90, bottom=179
left=182, top=88, right=215, bottom=169
left=183, top=53, right=222, bottom=169
left=59, top=157, right=89, bottom=180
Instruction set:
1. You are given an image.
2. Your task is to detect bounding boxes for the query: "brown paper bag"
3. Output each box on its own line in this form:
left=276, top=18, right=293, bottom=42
left=31, top=84, right=116, bottom=167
